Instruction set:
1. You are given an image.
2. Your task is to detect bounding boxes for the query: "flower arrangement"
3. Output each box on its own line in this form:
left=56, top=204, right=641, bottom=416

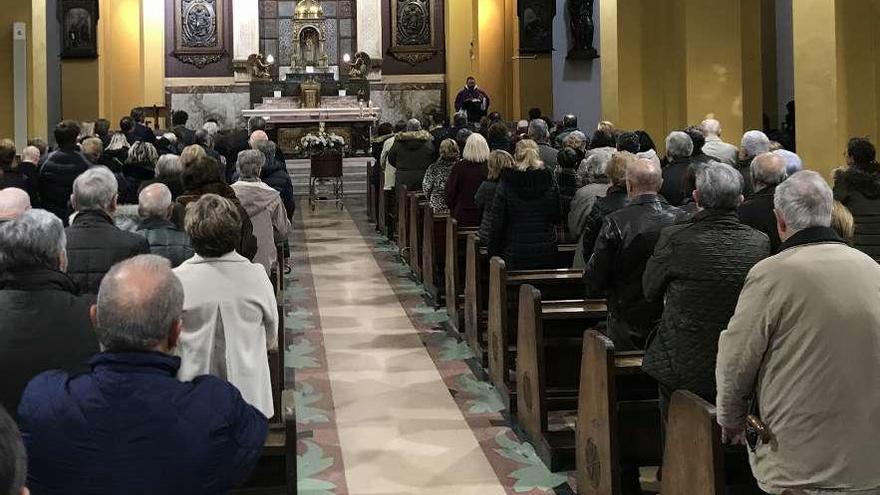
left=301, top=131, right=345, bottom=154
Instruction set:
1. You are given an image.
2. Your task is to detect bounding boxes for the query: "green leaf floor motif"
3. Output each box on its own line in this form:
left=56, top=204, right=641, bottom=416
left=298, top=440, right=337, bottom=494
left=285, top=307, right=315, bottom=333
left=494, top=431, right=568, bottom=493
left=456, top=374, right=505, bottom=414
left=286, top=338, right=321, bottom=369
left=295, top=382, right=330, bottom=424
left=439, top=338, right=475, bottom=361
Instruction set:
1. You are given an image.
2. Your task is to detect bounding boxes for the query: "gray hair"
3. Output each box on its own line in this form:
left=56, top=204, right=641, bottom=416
left=750, top=152, right=788, bottom=189
left=774, top=149, right=803, bottom=176
left=406, top=118, right=422, bottom=132
left=237, top=149, right=266, bottom=179
left=741, top=130, right=770, bottom=158
left=665, top=131, right=694, bottom=158
left=528, top=119, right=549, bottom=142
left=581, top=152, right=612, bottom=184
left=626, top=158, right=663, bottom=192
left=156, top=154, right=183, bottom=179
left=72, top=166, right=118, bottom=212
left=696, top=162, right=743, bottom=210
left=127, top=141, right=158, bottom=166
left=700, top=118, right=722, bottom=137
left=774, top=170, right=833, bottom=231
left=0, top=187, right=31, bottom=219
left=106, top=132, right=129, bottom=152
left=138, top=183, right=173, bottom=219
left=0, top=209, right=67, bottom=272
left=96, top=255, right=184, bottom=352
left=564, top=131, right=587, bottom=151
left=253, top=139, right=277, bottom=166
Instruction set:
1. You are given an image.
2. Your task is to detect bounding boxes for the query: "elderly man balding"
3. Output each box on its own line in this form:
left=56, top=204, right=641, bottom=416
left=18, top=255, right=268, bottom=494
left=0, top=187, right=31, bottom=222
left=585, top=159, right=689, bottom=351
left=135, top=183, right=193, bottom=267
left=700, top=118, right=738, bottom=165
left=738, top=152, right=788, bottom=252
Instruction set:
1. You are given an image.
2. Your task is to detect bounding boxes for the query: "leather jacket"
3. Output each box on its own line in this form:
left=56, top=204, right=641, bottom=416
left=584, top=194, right=688, bottom=330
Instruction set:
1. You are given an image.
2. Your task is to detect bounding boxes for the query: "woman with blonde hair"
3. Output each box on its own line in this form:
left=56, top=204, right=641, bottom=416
left=832, top=200, right=855, bottom=243
left=485, top=139, right=561, bottom=269
left=180, top=144, right=207, bottom=169
left=422, top=139, right=460, bottom=214
left=446, top=133, right=490, bottom=227
left=476, top=150, right=514, bottom=243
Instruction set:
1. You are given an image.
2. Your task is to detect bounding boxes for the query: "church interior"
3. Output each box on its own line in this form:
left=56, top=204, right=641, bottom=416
left=2, top=1, right=880, bottom=494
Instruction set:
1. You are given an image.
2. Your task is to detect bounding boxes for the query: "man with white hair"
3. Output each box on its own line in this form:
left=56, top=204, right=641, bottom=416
left=642, top=162, right=769, bottom=427
left=716, top=171, right=880, bottom=494
left=660, top=131, right=694, bottom=206
left=700, top=118, right=737, bottom=165
left=0, top=187, right=31, bottom=221
left=738, top=153, right=788, bottom=252
left=738, top=130, right=771, bottom=197
left=136, top=183, right=193, bottom=267
left=65, top=166, right=149, bottom=293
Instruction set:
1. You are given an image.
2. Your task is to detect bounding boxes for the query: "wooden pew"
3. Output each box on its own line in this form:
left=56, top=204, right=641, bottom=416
left=487, top=257, right=585, bottom=410
left=444, top=217, right=478, bottom=332
left=576, top=330, right=662, bottom=495
left=515, top=285, right=608, bottom=471
left=661, top=391, right=724, bottom=495
left=408, top=192, right=427, bottom=281
left=377, top=167, right=390, bottom=237
left=396, top=185, right=410, bottom=260
left=366, top=160, right=375, bottom=223
left=422, top=205, right=448, bottom=308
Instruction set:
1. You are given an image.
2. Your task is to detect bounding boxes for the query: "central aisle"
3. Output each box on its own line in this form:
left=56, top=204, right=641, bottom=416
left=301, top=205, right=507, bottom=495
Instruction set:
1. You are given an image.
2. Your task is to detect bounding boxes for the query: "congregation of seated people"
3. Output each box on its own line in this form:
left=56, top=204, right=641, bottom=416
left=368, top=107, right=880, bottom=495
left=3, top=102, right=880, bottom=495
left=0, top=108, right=296, bottom=494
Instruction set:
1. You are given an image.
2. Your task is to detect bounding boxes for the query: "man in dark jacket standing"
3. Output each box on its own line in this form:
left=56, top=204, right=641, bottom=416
left=136, top=183, right=193, bottom=267
left=66, top=166, right=150, bottom=293
left=18, top=255, right=267, bottom=495
left=171, top=110, right=196, bottom=148
left=39, top=120, right=92, bottom=224
left=659, top=131, right=694, bottom=206
left=738, top=152, right=787, bottom=253
left=127, top=107, right=157, bottom=145
left=642, top=163, right=770, bottom=421
left=585, top=158, right=688, bottom=351
left=389, top=119, right=435, bottom=190
left=0, top=209, right=99, bottom=414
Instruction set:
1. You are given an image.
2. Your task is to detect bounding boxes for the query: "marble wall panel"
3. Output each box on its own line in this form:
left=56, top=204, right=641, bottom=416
left=170, top=92, right=251, bottom=129
left=371, top=89, right=443, bottom=124
left=279, top=19, right=294, bottom=65
left=278, top=1, right=295, bottom=17
left=325, top=19, right=339, bottom=63
left=339, top=18, right=352, bottom=37
left=323, top=1, right=337, bottom=17
left=260, top=0, right=278, bottom=17
left=261, top=18, right=278, bottom=38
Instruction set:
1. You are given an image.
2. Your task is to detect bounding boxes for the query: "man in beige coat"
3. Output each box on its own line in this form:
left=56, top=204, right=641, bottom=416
left=716, top=171, right=880, bottom=495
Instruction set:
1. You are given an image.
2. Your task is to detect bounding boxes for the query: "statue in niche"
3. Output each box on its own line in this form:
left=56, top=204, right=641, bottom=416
left=301, top=29, right=319, bottom=66
left=567, top=0, right=598, bottom=59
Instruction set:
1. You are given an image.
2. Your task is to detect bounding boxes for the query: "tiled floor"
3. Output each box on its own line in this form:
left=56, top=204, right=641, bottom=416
left=301, top=203, right=508, bottom=494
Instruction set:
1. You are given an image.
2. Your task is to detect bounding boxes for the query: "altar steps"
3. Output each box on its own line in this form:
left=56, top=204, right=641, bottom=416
left=286, top=157, right=370, bottom=197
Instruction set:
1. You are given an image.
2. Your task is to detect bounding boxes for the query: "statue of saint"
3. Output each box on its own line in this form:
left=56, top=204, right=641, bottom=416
left=567, top=0, right=598, bottom=59
left=303, top=36, right=317, bottom=65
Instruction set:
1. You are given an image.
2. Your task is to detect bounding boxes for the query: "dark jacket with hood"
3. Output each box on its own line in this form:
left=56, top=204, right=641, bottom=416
left=834, top=164, right=880, bottom=261
left=39, top=148, right=92, bottom=224
left=641, top=209, right=770, bottom=399
left=0, top=266, right=99, bottom=414
left=584, top=194, right=688, bottom=341
left=486, top=167, right=561, bottom=270
left=66, top=209, right=151, bottom=294
left=388, top=130, right=435, bottom=190
left=174, top=182, right=259, bottom=261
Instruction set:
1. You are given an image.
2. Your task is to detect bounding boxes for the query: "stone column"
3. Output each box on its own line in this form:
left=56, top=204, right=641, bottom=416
left=357, top=0, right=382, bottom=58
left=232, top=0, right=260, bottom=82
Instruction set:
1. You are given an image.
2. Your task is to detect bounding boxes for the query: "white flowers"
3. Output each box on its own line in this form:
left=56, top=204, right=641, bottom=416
left=301, top=131, right=345, bottom=152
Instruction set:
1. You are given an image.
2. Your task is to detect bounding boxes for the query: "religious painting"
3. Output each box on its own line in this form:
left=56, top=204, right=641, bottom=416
left=518, top=0, right=555, bottom=54
left=59, top=0, right=99, bottom=59
left=389, top=0, right=437, bottom=65
left=173, top=0, right=227, bottom=68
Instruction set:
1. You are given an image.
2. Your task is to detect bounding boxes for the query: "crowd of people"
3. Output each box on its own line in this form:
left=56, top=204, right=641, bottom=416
left=0, top=108, right=296, bottom=494
left=372, top=108, right=880, bottom=495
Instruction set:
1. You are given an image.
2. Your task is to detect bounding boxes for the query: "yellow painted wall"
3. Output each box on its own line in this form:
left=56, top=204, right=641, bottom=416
left=0, top=0, right=47, bottom=141
left=61, top=60, right=100, bottom=122
left=445, top=0, right=476, bottom=117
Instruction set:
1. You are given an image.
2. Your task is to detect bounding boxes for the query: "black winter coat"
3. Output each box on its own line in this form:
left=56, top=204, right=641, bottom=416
left=39, top=148, right=92, bottom=224
left=556, top=168, right=580, bottom=220
left=487, top=167, right=561, bottom=270
left=0, top=267, right=98, bottom=414
left=584, top=194, right=688, bottom=334
left=475, top=179, right=498, bottom=244
left=135, top=217, right=194, bottom=267
left=641, top=210, right=770, bottom=398
left=0, top=167, right=38, bottom=206
left=126, top=122, right=156, bottom=145
left=659, top=157, right=692, bottom=207
left=260, top=155, right=296, bottom=219
left=581, top=184, right=628, bottom=261
left=66, top=210, right=151, bottom=294
left=738, top=185, right=781, bottom=253
left=389, top=130, right=435, bottom=190
left=120, top=162, right=156, bottom=204
left=834, top=165, right=880, bottom=261
left=736, top=158, right=755, bottom=197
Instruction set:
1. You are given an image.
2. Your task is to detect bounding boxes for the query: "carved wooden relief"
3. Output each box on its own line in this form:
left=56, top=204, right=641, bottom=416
left=173, top=0, right=227, bottom=68
left=389, top=0, right=437, bottom=65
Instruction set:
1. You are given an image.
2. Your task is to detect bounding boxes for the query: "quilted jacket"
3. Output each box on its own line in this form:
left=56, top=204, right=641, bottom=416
left=135, top=217, right=194, bottom=267
left=833, top=164, right=880, bottom=261
left=641, top=209, right=770, bottom=398
left=66, top=210, right=151, bottom=294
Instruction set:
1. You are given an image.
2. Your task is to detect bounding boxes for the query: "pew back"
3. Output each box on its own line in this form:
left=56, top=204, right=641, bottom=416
left=422, top=205, right=448, bottom=307
left=661, top=390, right=724, bottom=495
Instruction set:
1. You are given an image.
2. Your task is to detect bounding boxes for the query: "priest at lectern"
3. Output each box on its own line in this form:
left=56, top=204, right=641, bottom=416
left=454, top=76, right=490, bottom=124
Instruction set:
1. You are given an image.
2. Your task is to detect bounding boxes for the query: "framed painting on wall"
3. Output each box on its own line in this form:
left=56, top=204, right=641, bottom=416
left=59, top=0, right=99, bottom=59
left=173, top=0, right=227, bottom=68
left=389, top=0, right=437, bottom=65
